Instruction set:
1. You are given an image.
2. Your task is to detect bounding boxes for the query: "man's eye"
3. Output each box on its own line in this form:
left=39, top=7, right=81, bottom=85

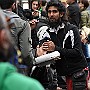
left=48, top=11, right=51, bottom=13
left=48, top=10, right=58, bottom=13
left=53, top=10, right=58, bottom=13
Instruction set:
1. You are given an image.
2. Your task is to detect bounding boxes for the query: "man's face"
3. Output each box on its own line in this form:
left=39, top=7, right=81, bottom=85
left=47, top=6, right=60, bottom=23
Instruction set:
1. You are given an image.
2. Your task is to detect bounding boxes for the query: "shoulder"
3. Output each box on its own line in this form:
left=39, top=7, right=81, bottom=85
left=36, top=19, right=49, bottom=31
left=9, top=13, right=28, bottom=28
left=0, top=63, right=44, bottom=90
left=64, top=22, right=79, bottom=37
left=81, top=10, right=89, bottom=20
left=64, top=22, right=79, bottom=34
left=65, top=22, right=78, bottom=30
left=81, top=10, right=89, bottom=15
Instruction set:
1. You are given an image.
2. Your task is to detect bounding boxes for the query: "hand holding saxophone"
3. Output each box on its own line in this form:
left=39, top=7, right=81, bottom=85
left=42, top=40, right=55, bottom=52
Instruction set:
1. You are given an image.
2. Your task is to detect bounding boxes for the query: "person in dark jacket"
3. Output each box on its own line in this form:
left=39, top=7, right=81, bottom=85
left=67, top=0, right=81, bottom=28
left=37, top=1, right=88, bottom=90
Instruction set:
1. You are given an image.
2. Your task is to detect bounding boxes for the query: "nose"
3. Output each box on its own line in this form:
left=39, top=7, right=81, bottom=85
left=50, top=12, right=54, bottom=16
left=34, top=5, right=37, bottom=8
left=35, top=5, right=37, bottom=7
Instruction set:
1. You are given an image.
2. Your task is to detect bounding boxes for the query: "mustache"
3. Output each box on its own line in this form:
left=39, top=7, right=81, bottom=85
left=49, top=18, right=56, bottom=22
left=49, top=17, right=55, bottom=19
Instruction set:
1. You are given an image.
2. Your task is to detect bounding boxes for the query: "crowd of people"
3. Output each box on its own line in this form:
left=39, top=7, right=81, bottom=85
left=0, top=0, right=90, bottom=90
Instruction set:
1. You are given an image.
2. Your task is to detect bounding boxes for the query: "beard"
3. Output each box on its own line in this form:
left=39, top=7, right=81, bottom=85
left=48, top=18, right=62, bottom=28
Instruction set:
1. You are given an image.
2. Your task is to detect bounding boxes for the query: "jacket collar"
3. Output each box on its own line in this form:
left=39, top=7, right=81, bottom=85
left=49, top=23, right=65, bottom=34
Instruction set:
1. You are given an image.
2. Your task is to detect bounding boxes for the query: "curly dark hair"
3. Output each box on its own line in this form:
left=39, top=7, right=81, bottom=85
left=46, top=1, right=66, bottom=13
left=46, top=1, right=68, bottom=21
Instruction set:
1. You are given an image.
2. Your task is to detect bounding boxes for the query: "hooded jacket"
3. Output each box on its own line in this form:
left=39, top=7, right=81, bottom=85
left=67, top=2, right=81, bottom=28
left=0, top=62, right=44, bottom=90
left=37, top=21, right=87, bottom=75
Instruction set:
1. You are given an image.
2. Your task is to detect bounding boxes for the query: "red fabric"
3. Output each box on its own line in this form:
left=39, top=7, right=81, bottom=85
left=66, top=76, right=88, bottom=90
left=66, top=76, right=73, bottom=90
left=84, top=67, right=89, bottom=90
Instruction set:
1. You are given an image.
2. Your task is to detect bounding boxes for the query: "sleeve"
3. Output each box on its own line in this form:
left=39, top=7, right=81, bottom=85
left=19, top=21, right=31, bottom=58
left=19, top=21, right=34, bottom=66
left=37, top=25, right=50, bottom=41
left=55, top=26, right=83, bottom=58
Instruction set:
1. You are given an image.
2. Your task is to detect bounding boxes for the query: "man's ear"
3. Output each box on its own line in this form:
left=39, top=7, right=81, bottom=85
left=60, top=12, right=64, bottom=17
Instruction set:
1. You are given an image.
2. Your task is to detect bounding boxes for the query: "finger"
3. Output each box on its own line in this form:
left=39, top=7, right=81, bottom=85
left=42, top=46, right=48, bottom=50
left=42, top=44, right=49, bottom=47
left=43, top=42, right=49, bottom=45
left=42, top=48, right=48, bottom=51
left=43, top=45, right=48, bottom=48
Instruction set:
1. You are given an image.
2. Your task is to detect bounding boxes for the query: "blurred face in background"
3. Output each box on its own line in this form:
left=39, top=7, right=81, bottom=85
left=78, top=0, right=89, bottom=11
left=66, top=0, right=75, bottom=5
left=32, top=1, right=39, bottom=11
left=78, top=0, right=84, bottom=11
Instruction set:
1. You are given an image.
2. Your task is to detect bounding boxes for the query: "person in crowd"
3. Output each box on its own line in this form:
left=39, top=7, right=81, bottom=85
left=0, top=9, right=44, bottom=90
left=31, top=0, right=40, bottom=12
left=40, top=0, right=47, bottom=12
left=14, top=0, right=25, bottom=19
left=78, top=0, right=90, bottom=47
left=30, top=0, right=46, bottom=49
left=0, top=0, right=34, bottom=69
left=31, top=0, right=41, bottom=19
left=61, top=0, right=68, bottom=8
left=30, top=18, right=60, bottom=90
left=78, top=0, right=90, bottom=28
left=30, top=0, right=47, bottom=49
left=37, top=1, right=88, bottom=90
left=66, top=0, right=81, bottom=28
left=39, top=0, right=47, bottom=18
left=78, top=0, right=90, bottom=65
left=78, top=1, right=90, bottom=89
